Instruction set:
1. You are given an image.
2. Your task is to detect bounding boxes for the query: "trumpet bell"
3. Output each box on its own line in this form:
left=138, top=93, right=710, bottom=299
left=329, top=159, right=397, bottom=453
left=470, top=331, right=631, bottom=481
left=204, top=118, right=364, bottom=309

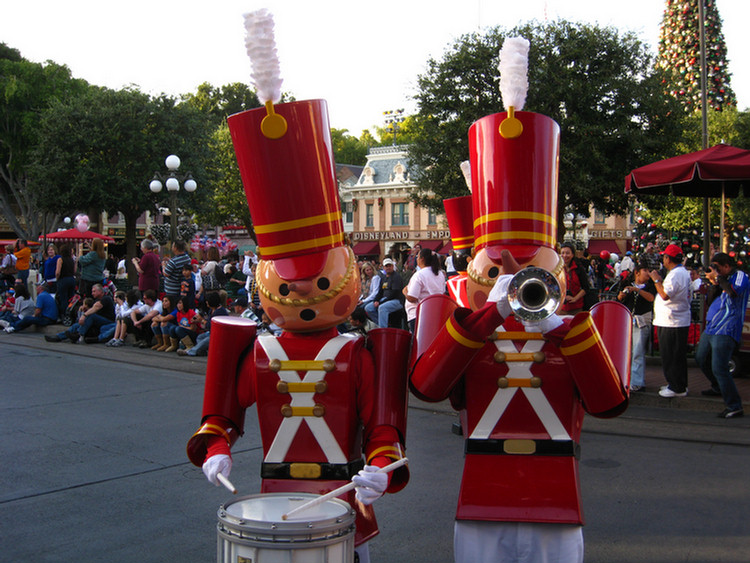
left=508, top=267, right=562, bottom=321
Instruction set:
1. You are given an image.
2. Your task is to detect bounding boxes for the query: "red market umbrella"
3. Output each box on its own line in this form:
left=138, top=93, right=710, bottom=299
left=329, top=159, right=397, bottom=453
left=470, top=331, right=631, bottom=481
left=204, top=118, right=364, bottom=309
left=625, top=144, right=750, bottom=260
left=625, top=144, right=750, bottom=197
left=40, top=228, right=115, bottom=244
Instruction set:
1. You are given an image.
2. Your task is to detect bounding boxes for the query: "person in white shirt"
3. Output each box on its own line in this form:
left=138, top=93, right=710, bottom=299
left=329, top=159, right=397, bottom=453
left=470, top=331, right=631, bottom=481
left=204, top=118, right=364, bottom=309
left=128, top=289, right=163, bottom=348
left=403, top=248, right=447, bottom=331
left=651, top=244, right=692, bottom=397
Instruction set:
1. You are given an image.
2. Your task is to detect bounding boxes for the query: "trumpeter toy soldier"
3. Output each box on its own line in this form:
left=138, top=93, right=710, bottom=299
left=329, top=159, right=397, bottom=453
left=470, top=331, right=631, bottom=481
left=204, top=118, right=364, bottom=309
left=409, top=37, right=632, bottom=562
left=187, top=11, right=410, bottom=563
left=443, top=194, right=474, bottom=308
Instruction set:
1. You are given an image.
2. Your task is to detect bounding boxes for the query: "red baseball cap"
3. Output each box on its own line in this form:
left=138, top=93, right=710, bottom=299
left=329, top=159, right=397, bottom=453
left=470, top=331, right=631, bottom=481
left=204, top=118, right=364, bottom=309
left=661, top=244, right=683, bottom=258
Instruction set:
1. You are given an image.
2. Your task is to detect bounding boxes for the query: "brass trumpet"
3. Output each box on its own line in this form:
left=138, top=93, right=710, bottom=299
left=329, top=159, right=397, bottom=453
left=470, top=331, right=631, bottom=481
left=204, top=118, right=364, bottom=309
left=507, top=267, right=562, bottom=321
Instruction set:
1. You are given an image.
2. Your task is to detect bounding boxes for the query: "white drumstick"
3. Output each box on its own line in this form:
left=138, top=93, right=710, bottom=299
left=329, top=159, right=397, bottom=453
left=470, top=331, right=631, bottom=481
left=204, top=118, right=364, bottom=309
left=217, top=473, right=237, bottom=494
left=281, top=457, right=408, bottom=520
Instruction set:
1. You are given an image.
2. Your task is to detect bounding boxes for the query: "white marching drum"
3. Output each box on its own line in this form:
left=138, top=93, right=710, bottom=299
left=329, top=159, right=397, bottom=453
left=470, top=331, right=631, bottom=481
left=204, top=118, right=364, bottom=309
left=217, top=492, right=356, bottom=563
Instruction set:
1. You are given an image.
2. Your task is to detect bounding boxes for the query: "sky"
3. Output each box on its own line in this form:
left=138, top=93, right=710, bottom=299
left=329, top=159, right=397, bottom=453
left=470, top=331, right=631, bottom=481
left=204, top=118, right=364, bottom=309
left=2, top=0, right=748, bottom=135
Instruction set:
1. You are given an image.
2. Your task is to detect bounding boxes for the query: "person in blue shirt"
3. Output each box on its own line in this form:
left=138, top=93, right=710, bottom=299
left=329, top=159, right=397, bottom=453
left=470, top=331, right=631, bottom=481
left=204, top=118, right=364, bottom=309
left=3, top=281, right=58, bottom=333
left=696, top=252, right=749, bottom=419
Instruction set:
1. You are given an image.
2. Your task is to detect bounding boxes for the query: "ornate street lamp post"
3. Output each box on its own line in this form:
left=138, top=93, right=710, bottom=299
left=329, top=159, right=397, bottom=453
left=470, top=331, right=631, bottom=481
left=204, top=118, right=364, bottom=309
left=383, top=109, right=405, bottom=146
left=148, top=155, right=197, bottom=245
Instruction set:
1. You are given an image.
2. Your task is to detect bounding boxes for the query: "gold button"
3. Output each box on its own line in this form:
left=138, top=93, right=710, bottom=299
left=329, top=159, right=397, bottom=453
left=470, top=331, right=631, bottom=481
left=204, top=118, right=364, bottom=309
left=497, top=377, right=509, bottom=389
left=322, top=359, right=336, bottom=372
left=312, top=404, right=326, bottom=417
left=530, top=377, right=542, bottom=388
left=315, top=381, right=328, bottom=393
left=532, top=351, right=546, bottom=363
left=490, top=331, right=500, bottom=341
left=269, top=359, right=282, bottom=372
left=493, top=351, right=506, bottom=363
left=276, top=381, right=289, bottom=393
left=280, top=404, right=293, bottom=417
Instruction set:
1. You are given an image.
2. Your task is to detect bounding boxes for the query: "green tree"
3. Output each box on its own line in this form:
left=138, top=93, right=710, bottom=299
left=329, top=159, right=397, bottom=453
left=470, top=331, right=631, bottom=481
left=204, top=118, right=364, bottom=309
left=657, top=0, right=735, bottom=112
left=30, top=86, right=212, bottom=271
left=182, top=82, right=262, bottom=126
left=0, top=44, right=89, bottom=239
left=409, top=21, right=684, bottom=235
left=331, top=128, right=369, bottom=165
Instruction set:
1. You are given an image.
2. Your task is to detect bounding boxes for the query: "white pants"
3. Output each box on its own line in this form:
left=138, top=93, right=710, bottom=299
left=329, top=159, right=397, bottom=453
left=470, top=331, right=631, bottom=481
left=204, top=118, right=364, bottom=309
left=454, top=520, right=583, bottom=563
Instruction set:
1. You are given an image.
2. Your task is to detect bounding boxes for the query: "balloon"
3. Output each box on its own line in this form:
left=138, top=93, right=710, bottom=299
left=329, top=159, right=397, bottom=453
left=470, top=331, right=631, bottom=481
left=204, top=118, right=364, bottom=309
left=74, top=214, right=90, bottom=233
left=599, top=250, right=610, bottom=261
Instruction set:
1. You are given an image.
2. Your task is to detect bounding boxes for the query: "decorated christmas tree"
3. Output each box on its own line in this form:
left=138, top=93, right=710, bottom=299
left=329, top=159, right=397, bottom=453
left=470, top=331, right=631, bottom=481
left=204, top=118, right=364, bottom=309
left=657, top=0, right=736, bottom=112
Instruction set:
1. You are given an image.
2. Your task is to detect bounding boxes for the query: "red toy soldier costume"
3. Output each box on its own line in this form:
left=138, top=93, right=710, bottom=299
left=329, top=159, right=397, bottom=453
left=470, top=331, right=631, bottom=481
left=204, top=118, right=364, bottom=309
left=410, top=105, right=631, bottom=562
left=187, top=98, right=410, bottom=561
left=444, top=195, right=474, bottom=308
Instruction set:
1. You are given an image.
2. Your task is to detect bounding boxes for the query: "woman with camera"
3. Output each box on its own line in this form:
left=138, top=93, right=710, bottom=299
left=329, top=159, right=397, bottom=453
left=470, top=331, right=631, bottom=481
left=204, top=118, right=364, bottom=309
left=617, top=264, right=656, bottom=392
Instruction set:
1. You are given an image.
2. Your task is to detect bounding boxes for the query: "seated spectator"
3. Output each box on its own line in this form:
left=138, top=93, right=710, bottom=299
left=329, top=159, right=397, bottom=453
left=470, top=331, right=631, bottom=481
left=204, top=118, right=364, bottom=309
left=150, top=295, right=177, bottom=351
left=126, top=289, right=162, bottom=348
left=345, top=306, right=377, bottom=336
left=0, top=283, right=35, bottom=328
left=105, top=289, right=142, bottom=346
left=177, top=291, right=228, bottom=357
left=3, top=281, right=58, bottom=333
left=45, top=298, right=95, bottom=342
left=75, top=283, right=117, bottom=344
left=231, top=295, right=260, bottom=323
left=166, top=296, right=202, bottom=353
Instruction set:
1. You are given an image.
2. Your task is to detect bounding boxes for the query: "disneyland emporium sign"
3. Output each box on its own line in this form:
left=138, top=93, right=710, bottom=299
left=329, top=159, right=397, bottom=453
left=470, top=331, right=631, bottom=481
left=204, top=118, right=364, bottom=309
left=351, top=230, right=450, bottom=241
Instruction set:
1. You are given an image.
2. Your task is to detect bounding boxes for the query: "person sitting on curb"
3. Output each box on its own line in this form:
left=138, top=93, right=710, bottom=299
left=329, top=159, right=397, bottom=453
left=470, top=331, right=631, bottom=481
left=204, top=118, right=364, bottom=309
left=74, top=283, right=116, bottom=344
left=126, top=289, right=162, bottom=348
left=150, top=295, right=177, bottom=351
left=0, top=283, right=35, bottom=327
left=2, top=281, right=58, bottom=333
left=45, top=298, right=94, bottom=342
left=176, top=291, right=228, bottom=357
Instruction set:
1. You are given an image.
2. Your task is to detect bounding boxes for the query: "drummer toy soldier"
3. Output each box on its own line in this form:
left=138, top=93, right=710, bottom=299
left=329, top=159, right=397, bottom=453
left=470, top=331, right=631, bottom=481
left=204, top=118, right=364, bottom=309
left=187, top=14, right=409, bottom=562
left=409, top=37, right=631, bottom=563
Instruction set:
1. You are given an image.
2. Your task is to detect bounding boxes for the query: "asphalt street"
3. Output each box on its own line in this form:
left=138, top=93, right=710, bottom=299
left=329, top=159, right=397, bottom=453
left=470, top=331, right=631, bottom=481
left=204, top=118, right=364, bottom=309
left=1, top=332, right=749, bottom=563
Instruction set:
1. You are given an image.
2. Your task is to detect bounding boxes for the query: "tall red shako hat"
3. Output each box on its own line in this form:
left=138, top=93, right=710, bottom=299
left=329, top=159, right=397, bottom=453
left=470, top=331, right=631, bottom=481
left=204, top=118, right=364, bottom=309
left=227, top=10, right=344, bottom=281
left=443, top=195, right=474, bottom=254
left=469, top=37, right=561, bottom=264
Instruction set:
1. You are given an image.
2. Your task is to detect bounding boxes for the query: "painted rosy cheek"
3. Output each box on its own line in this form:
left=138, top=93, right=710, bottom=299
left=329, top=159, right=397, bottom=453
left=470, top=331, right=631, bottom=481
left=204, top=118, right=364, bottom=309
left=473, top=291, right=487, bottom=310
left=267, top=307, right=285, bottom=326
left=333, top=295, right=352, bottom=317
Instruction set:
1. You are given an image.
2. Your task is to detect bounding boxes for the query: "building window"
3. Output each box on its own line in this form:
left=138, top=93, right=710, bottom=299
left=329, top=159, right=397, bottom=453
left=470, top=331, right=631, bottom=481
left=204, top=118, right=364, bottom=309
left=427, top=209, right=437, bottom=226
left=391, top=202, right=409, bottom=226
left=343, top=201, right=353, bottom=223
left=594, top=210, right=605, bottom=224
left=366, top=204, right=374, bottom=227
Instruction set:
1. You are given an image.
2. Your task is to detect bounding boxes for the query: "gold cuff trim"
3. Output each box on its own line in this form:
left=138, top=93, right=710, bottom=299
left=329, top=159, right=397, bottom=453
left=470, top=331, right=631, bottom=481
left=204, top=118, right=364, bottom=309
left=561, top=333, right=599, bottom=356
left=368, top=445, right=403, bottom=461
left=446, top=317, right=484, bottom=349
left=196, top=423, right=232, bottom=445
left=565, top=316, right=594, bottom=339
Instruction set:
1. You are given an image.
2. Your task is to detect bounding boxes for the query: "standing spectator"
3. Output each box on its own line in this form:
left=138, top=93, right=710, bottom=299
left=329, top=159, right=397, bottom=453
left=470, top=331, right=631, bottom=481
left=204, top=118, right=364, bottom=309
left=78, top=238, right=107, bottom=297
left=200, top=246, right=223, bottom=292
left=696, top=253, right=749, bottom=418
left=77, top=283, right=117, bottom=343
left=619, top=251, right=635, bottom=275
left=2, top=281, right=57, bottom=333
left=405, top=243, right=421, bottom=271
left=1, top=244, right=17, bottom=293
left=617, top=264, right=656, bottom=392
left=364, top=258, right=404, bottom=327
left=132, top=239, right=161, bottom=294
left=163, top=240, right=191, bottom=300
left=689, top=267, right=703, bottom=298
left=560, top=242, right=589, bottom=314
left=55, top=244, right=77, bottom=319
left=403, top=249, right=447, bottom=332
left=180, top=264, right=196, bottom=309
left=640, top=241, right=662, bottom=272
left=651, top=244, right=692, bottom=397
left=41, top=243, right=60, bottom=293
left=13, top=239, right=32, bottom=288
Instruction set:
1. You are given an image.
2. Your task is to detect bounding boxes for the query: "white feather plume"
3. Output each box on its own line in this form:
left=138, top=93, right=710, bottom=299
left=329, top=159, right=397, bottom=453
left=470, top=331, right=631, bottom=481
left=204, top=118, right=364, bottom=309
left=497, top=37, right=529, bottom=111
left=459, top=160, right=472, bottom=192
left=243, top=9, right=283, bottom=104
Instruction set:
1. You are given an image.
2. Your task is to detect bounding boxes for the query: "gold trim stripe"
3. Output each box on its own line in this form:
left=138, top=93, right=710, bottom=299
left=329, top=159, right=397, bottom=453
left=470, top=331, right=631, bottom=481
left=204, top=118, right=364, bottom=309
left=259, top=232, right=345, bottom=256
left=277, top=360, right=328, bottom=371
left=494, top=331, right=545, bottom=341
left=474, top=211, right=557, bottom=229
left=199, top=423, right=232, bottom=444
left=475, top=230, right=555, bottom=248
left=446, top=318, right=485, bottom=349
left=561, top=333, right=600, bottom=356
left=368, top=446, right=403, bottom=460
left=254, top=211, right=342, bottom=234
left=566, top=316, right=594, bottom=339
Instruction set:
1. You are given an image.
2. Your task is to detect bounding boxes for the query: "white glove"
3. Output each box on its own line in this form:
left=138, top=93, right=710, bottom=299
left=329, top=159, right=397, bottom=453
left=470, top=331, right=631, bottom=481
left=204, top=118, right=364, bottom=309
left=523, top=314, right=563, bottom=334
left=352, top=465, right=388, bottom=506
left=487, top=274, right=514, bottom=318
left=202, top=454, right=232, bottom=487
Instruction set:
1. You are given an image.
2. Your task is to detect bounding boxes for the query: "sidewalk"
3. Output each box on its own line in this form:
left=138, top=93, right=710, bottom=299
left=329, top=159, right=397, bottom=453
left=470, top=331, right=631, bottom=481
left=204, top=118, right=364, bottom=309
left=4, top=321, right=749, bottom=413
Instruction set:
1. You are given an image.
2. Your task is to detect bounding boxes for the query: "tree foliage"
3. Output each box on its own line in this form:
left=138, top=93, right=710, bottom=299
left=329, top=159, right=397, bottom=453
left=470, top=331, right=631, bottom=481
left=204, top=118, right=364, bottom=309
left=408, top=21, right=684, bottom=233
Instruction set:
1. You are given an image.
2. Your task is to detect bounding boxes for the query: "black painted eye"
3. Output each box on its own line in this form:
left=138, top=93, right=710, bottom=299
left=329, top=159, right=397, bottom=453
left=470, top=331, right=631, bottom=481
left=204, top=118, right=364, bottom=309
left=317, top=277, right=330, bottom=290
left=279, top=283, right=290, bottom=296
left=487, top=266, right=499, bottom=279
